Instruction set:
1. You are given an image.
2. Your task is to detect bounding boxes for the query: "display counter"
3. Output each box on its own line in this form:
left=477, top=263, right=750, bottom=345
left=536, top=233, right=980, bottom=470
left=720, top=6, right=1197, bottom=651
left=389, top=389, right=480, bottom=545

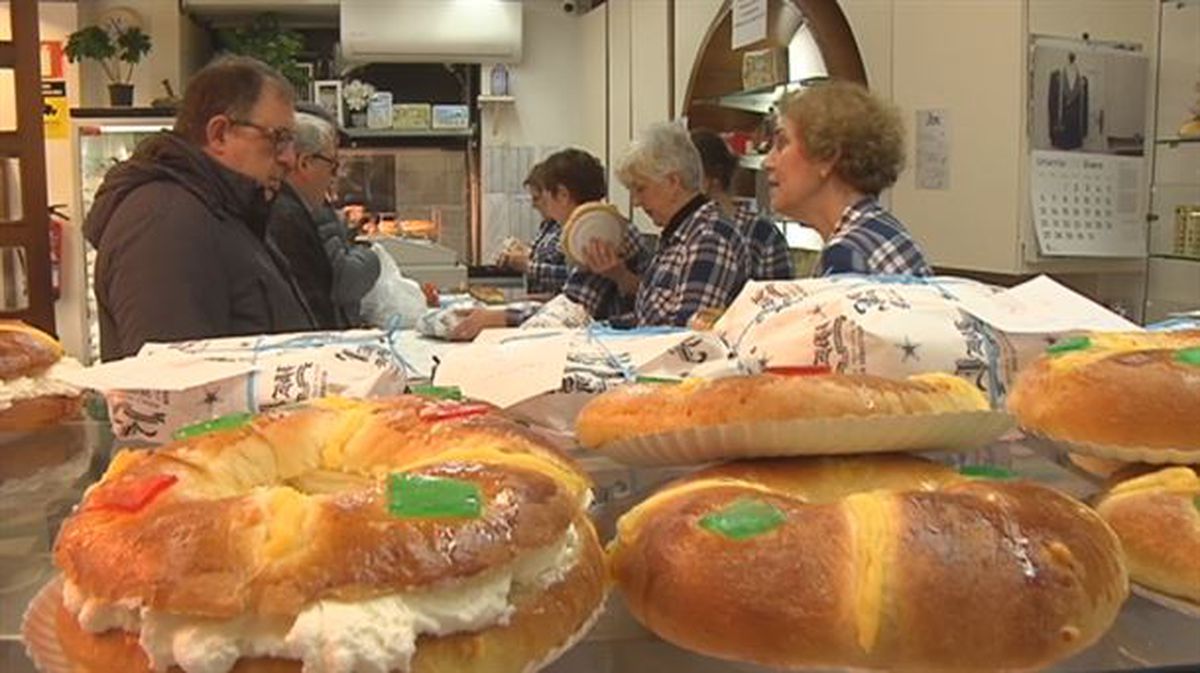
left=1, top=418, right=1197, bottom=673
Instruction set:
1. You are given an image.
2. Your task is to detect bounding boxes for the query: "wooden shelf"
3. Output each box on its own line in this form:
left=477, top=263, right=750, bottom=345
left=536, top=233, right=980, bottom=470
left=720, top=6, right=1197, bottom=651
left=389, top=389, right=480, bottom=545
left=344, top=126, right=474, bottom=139
left=477, top=95, right=515, bottom=105
left=694, top=77, right=827, bottom=114
left=1156, top=135, right=1200, bottom=146
left=1151, top=253, right=1200, bottom=263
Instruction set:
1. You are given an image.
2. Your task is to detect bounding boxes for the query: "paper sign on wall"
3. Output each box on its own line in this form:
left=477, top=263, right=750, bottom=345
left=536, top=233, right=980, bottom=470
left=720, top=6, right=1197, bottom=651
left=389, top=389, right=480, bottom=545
left=1030, top=149, right=1145, bottom=257
left=915, top=109, right=950, bottom=190
left=732, top=0, right=768, bottom=50
left=42, top=80, right=68, bottom=140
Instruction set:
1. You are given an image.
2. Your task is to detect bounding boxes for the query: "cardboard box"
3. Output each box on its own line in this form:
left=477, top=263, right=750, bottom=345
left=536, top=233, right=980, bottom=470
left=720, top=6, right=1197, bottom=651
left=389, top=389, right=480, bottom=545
left=431, top=104, right=470, bottom=130
left=392, top=103, right=431, bottom=130
left=741, top=47, right=788, bottom=91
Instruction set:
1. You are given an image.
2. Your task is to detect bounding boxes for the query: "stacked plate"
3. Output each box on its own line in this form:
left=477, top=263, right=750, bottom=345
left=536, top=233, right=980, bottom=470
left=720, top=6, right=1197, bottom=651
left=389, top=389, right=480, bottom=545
left=560, top=202, right=626, bottom=267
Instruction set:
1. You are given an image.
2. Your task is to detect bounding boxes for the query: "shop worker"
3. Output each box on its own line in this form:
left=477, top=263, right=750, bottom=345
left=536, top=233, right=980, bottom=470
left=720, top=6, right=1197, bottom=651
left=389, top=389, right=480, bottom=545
left=764, top=81, right=931, bottom=276
left=496, top=161, right=569, bottom=297
left=85, top=56, right=315, bottom=360
left=451, top=148, right=649, bottom=340
left=266, top=108, right=380, bottom=329
left=586, top=122, right=748, bottom=327
left=691, top=128, right=794, bottom=281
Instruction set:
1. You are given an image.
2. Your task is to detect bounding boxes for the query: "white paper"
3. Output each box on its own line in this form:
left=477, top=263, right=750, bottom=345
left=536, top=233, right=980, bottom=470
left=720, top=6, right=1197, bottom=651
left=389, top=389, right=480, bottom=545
left=1031, top=150, right=1146, bottom=257
left=956, top=275, right=1141, bottom=333
left=731, top=0, right=768, bottom=50
left=433, top=332, right=573, bottom=408
left=54, top=354, right=254, bottom=391
left=916, top=109, right=950, bottom=190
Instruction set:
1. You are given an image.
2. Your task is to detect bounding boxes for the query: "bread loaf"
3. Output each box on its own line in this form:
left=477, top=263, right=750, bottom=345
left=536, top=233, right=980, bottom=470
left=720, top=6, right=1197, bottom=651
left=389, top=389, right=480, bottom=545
left=52, top=396, right=607, bottom=673
left=609, top=455, right=1128, bottom=671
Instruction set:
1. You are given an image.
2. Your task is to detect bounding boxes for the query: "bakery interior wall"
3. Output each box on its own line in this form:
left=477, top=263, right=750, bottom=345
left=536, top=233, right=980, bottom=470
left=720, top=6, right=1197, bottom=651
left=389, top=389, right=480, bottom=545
left=836, top=0, right=1157, bottom=319
left=0, top=1, right=86, bottom=359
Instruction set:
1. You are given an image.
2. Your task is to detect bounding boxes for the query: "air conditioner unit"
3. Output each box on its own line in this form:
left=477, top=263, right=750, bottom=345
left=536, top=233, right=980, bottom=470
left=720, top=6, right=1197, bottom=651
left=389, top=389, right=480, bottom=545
left=341, top=0, right=523, bottom=64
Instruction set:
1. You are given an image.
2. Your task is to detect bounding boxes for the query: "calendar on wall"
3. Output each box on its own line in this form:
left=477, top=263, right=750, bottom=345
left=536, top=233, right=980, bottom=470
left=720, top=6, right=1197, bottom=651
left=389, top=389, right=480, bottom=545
left=1030, top=149, right=1146, bottom=257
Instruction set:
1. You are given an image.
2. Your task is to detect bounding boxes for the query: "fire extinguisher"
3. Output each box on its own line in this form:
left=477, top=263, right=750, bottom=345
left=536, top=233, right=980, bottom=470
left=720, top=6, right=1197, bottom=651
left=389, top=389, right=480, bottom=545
left=48, top=204, right=67, bottom=300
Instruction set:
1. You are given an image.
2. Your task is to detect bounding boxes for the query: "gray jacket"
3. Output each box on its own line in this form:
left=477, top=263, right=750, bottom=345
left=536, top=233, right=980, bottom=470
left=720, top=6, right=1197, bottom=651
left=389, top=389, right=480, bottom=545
left=84, top=132, right=316, bottom=360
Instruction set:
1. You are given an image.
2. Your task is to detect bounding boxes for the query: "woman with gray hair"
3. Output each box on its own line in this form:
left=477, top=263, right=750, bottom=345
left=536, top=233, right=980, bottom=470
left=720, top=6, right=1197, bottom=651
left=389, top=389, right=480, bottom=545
left=584, top=122, right=748, bottom=326
left=764, top=80, right=930, bottom=276
left=266, top=110, right=380, bottom=328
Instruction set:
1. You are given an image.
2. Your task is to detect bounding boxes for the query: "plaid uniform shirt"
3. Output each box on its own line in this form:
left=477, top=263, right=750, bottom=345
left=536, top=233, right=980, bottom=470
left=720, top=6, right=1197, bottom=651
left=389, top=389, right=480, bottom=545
left=562, top=222, right=651, bottom=320
left=732, top=203, right=795, bottom=281
left=818, top=197, right=932, bottom=277
left=525, top=219, right=569, bottom=294
left=636, top=199, right=749, bottom=327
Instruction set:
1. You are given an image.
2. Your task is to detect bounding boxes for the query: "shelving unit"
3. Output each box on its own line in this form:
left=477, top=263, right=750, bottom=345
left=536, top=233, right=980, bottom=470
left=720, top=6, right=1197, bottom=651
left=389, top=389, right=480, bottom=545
left=344, top=126, right=475, bottom=139
left=693, top=76, right=826, bottom=115
left=1142, top=0, right=1200, bottom=321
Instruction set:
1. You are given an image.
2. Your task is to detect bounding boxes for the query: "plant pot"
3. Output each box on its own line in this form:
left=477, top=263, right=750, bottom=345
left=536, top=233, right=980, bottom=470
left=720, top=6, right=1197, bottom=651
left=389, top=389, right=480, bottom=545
left=349, top=111, right=367, bottom=128
left=108, top=83, right=134, bottom=107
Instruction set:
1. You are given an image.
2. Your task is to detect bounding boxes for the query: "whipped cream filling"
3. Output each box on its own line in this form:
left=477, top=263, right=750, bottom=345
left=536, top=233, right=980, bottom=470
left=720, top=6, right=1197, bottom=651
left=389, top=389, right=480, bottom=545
left=0, top=357, right=82, bottom=410
left=63, top=523, right=582, bottom=673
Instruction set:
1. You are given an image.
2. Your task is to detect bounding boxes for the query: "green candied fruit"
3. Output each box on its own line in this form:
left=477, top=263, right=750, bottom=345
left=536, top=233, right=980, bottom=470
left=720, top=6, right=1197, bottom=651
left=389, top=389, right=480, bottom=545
left=388, top=474, right=482, bottom=519
left=959, top=465, right=1017, bottom=480
left=1046, top=336, right=1092, bottom=356
left=1174, top=347, right=1200, bottom=367
left=173, top=412, right=254, bottom=440
left=699, top=497, right=786, bottom=540
left=635, top=376, right=681, bottom=384
left=1193, top=495, right=1200, bottom=513
left=410, top=384, right=464, bottom=401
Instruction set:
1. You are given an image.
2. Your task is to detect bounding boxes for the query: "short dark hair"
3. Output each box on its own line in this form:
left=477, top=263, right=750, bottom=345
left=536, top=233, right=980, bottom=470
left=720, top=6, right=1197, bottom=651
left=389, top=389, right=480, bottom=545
left=690, top=128, right=737, bottom=192
left=523, top=161, right=546, bottom=192
left=539, top=149, right=606, bottom=203
left=174, top=56, right=294, bottom=145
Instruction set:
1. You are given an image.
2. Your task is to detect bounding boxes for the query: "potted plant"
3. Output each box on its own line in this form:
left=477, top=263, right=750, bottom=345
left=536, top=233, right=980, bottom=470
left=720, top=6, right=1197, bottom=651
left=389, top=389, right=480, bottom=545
left=216, top=14, right=309, bottom=99
left=343, top=79, right=376, bottom=128
left=65, top=22, right=152, bottom=107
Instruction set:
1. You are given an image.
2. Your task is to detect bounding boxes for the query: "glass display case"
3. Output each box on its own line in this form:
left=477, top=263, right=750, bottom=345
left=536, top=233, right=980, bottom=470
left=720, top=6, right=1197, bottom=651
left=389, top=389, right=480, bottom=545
left=68, top=114, right=174, bottom=364
left=2, top=419, right=1198, bottom=672
left=1143, top=0, right=1200, bottom=322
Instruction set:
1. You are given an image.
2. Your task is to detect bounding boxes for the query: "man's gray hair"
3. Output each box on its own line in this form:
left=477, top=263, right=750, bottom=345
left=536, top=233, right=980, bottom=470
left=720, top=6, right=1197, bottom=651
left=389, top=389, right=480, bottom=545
left=294, top=112, right=337, bottom=156
left=616, top=122, right=703, bottom=191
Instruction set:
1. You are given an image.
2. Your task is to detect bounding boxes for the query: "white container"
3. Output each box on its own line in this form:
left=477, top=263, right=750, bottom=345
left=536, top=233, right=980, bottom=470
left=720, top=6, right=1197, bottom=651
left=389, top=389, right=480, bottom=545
left=366, top=91, right=394, bottom=130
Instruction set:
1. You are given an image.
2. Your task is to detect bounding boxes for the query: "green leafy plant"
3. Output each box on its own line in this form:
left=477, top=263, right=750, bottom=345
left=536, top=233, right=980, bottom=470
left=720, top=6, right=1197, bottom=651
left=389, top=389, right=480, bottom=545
left=64, top=21, right=152, bottom=84
left=216, top=14, right=307, bottom=92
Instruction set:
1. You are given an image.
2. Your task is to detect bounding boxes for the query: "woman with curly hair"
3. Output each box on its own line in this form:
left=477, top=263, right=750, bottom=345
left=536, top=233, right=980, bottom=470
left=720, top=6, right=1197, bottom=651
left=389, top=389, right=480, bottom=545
left=765, top=81, right=931, bottom=276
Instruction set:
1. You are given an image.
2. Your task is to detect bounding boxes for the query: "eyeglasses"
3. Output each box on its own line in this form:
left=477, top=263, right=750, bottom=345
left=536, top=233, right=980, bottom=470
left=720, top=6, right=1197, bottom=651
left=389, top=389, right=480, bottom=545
left=229, top=119, right=296, bottom=153
left=309, top=153, right=341, bottom=173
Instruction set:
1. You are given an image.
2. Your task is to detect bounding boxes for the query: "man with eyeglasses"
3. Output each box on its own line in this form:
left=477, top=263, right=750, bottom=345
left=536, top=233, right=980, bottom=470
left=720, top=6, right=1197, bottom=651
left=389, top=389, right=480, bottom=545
left=266, top=108, right=380, bottom=328
left=84, top=56, right=316, bottom=360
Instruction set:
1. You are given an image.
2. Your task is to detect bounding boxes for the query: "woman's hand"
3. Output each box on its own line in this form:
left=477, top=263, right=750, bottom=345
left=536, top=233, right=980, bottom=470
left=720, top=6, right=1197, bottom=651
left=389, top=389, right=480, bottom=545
left=448, top=308, right=505, bottom=341
left=583, top=240, right=640, bottom=296
left=582, top=240, right=622, bottom=276
left=500, top=246, right=531, bottom=273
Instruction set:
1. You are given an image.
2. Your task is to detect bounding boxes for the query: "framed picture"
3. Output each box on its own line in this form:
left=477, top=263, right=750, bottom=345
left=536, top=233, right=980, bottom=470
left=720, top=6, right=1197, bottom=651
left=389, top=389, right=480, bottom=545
left=296, top=62, right=315, bottom=102
left=313, top=79, right=343, bottom=126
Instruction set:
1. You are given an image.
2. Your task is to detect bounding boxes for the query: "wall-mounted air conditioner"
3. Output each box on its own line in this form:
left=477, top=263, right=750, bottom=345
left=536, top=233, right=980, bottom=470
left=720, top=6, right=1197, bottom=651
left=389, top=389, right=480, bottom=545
left=341, top=0, right=523, bottom=64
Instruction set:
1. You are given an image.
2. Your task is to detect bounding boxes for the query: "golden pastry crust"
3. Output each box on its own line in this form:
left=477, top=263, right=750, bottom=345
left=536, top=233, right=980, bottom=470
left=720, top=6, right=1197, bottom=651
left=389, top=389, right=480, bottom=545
left=0, top=320, right=63, bottom=380
left=1009, top=331, right=1200, bottom=450
left=576, top=372, right=989, bottom=449
left=0, top=394, right=81, bottom=432
left=54, top=514, right=609, bottom=673
left=52, top=396, right=604, bottom=673
left=1094, top=466, right=1200, bottom=604
left=609, top=454, right=1128, bottom=672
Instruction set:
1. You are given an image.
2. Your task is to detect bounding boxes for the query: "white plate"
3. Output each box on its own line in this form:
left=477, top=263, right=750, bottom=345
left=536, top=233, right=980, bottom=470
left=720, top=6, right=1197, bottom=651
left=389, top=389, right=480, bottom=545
left=1131, top=583, right=1200, bottom=619
left=562, top=203, right=626, bottom=266
left=1026, top=433, right=1200, bottom=466
left=590, top=410, right=1015, bottom=466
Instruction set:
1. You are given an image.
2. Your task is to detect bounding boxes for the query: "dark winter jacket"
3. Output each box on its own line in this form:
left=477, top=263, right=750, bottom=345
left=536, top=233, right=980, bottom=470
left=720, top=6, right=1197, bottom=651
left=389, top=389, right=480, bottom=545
left=265, top=184, right=380, bottom=329
left=83, top=132, right=316, bottom=361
